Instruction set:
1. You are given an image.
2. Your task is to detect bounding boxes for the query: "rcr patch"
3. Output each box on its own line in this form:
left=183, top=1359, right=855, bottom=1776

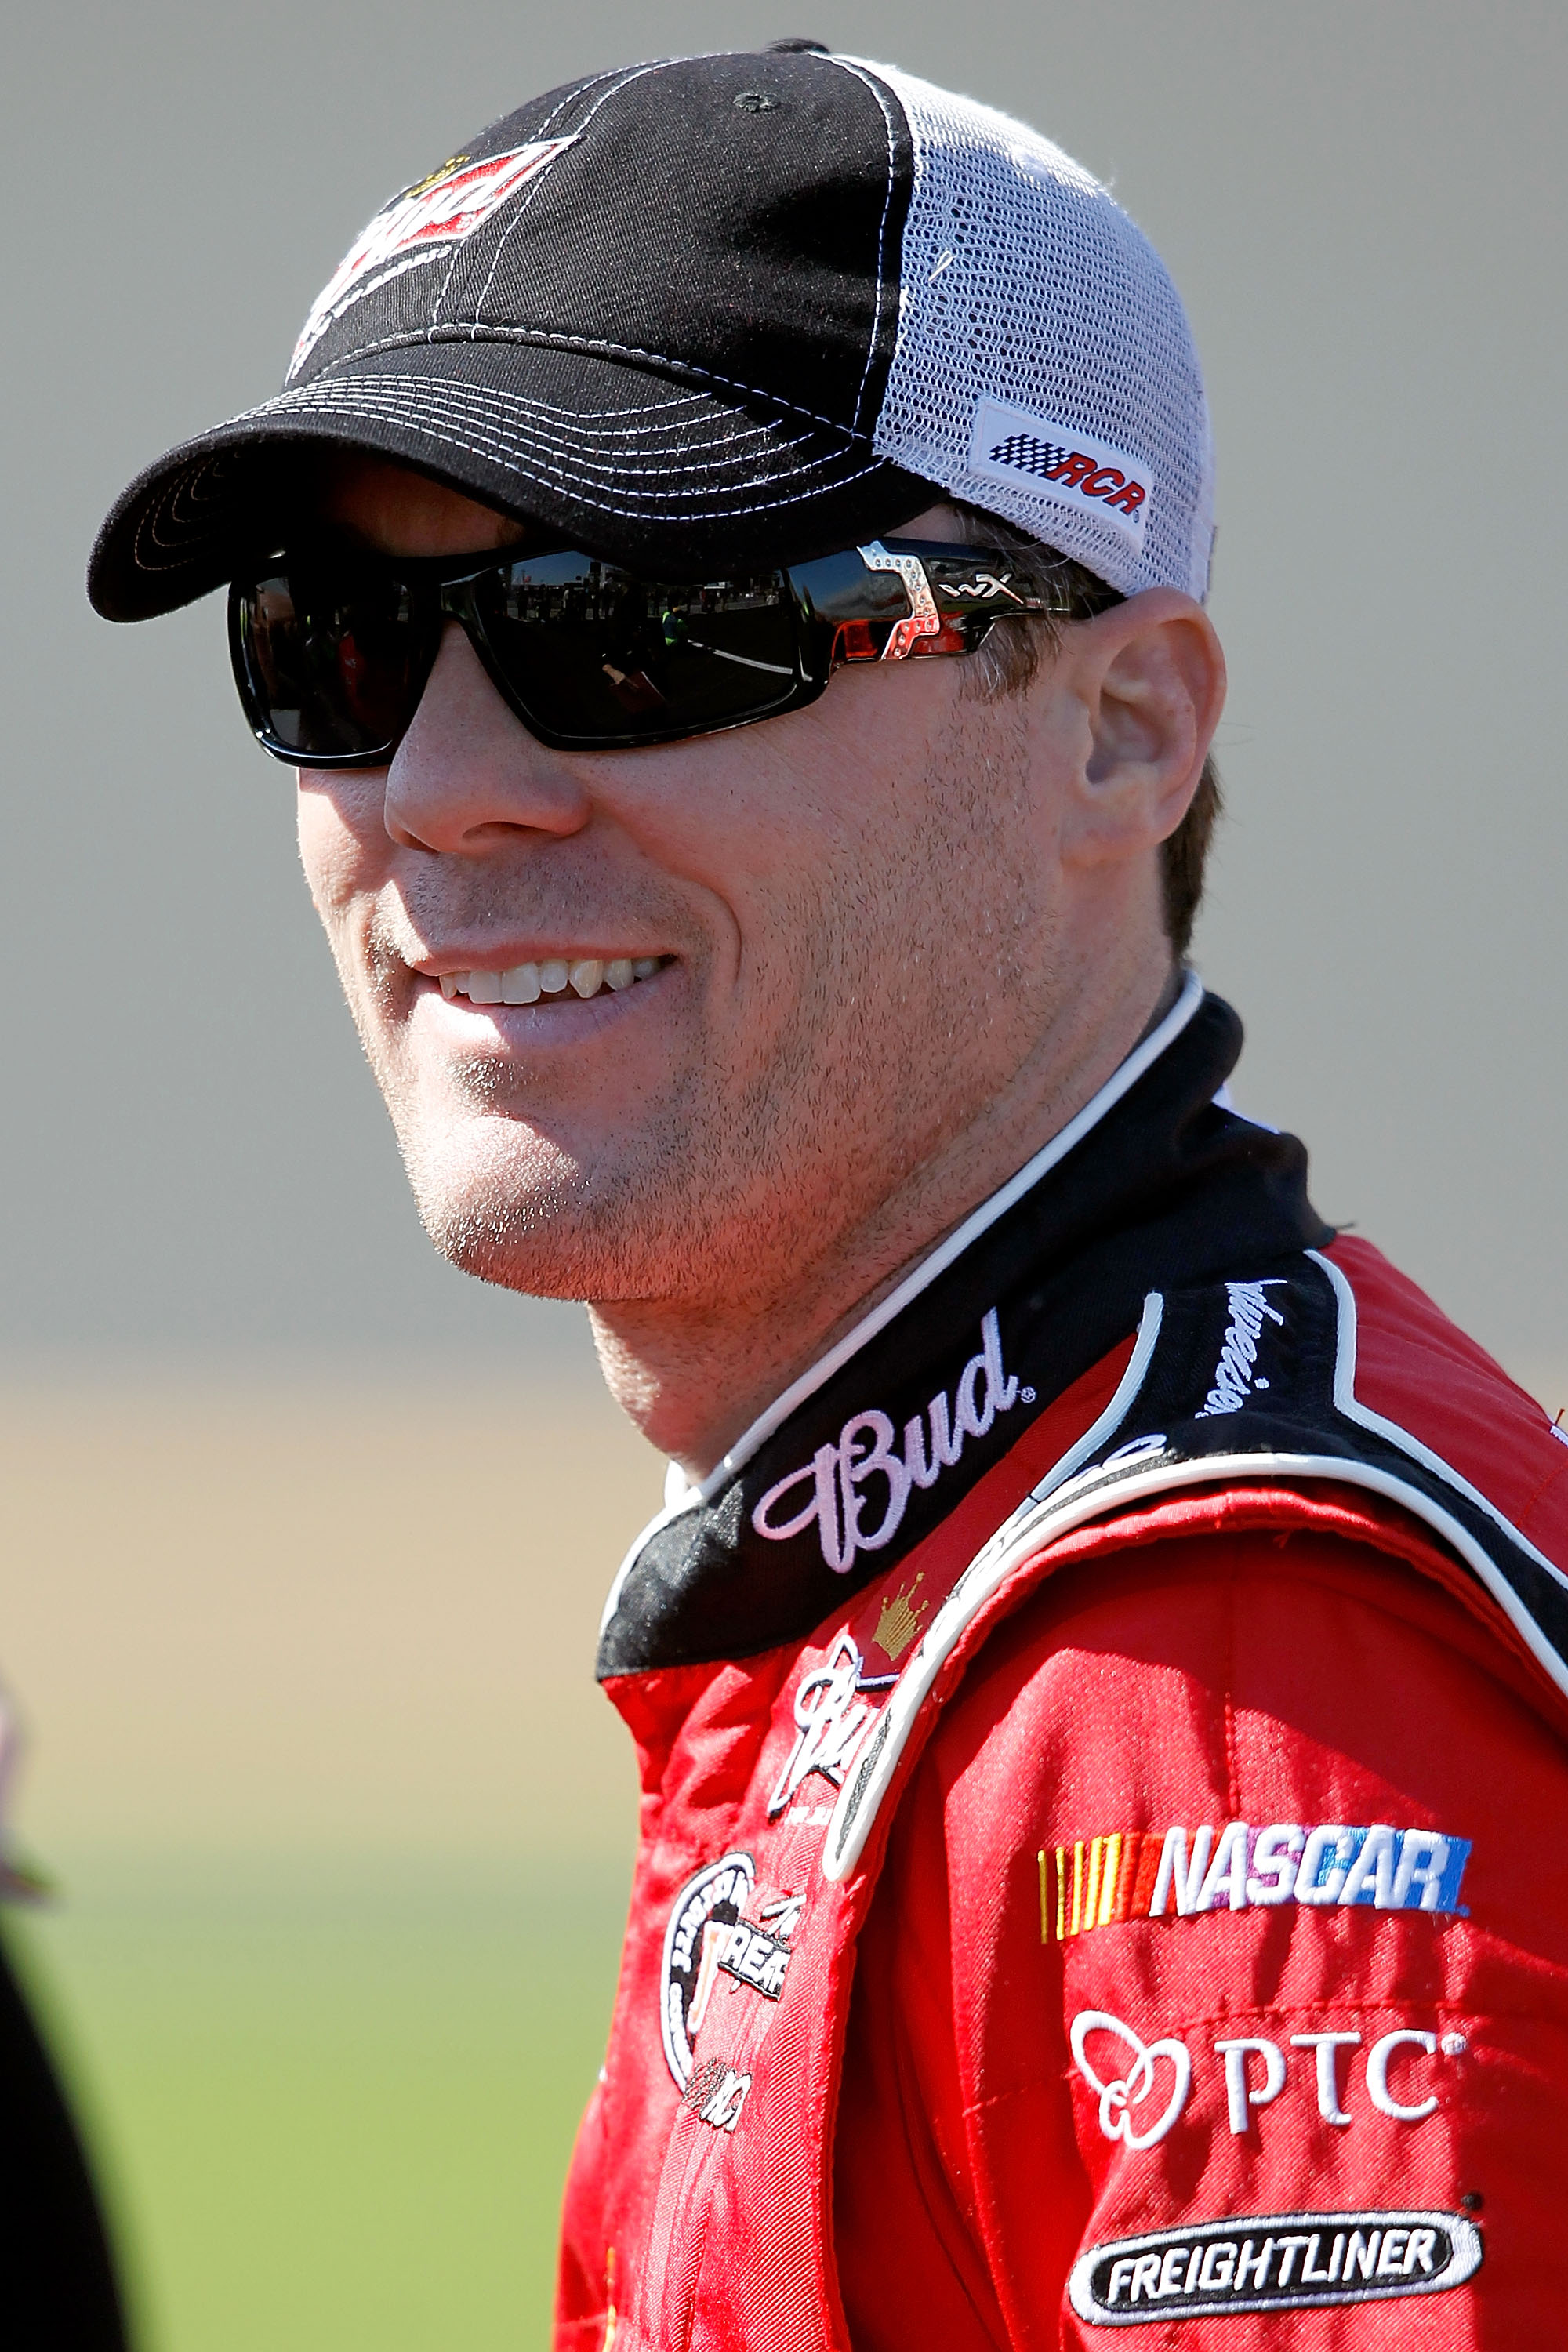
left=1040, top=1820, right=1472, bottom=1940
left=967, top=397, right=1152, bottom=550
left=1068, top=2211, right=1483, bottom=2325
left=659, top=1852, right=754, bottom=2089
left=289, top=139, right=579, bottom=377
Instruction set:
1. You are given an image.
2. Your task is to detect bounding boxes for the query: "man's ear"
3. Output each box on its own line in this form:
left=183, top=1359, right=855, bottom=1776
left=1054, top=589, right=1226, bottom=868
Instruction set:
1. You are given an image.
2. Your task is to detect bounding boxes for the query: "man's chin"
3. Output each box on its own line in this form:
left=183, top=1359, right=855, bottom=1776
left=401, top=1127, right=668, bottom=1305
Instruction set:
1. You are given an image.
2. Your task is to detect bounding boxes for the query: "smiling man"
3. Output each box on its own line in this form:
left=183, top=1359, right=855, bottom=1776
left=91, top=42, right=1568, bottom=2348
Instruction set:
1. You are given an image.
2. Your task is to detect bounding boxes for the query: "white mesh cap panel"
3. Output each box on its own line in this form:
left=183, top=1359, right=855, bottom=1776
left=852, top=59, right=1214, bottom=601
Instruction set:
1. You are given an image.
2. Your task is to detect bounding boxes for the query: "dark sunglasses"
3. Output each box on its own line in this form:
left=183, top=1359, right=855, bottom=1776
left=228, top=536, right=1100, bottom=764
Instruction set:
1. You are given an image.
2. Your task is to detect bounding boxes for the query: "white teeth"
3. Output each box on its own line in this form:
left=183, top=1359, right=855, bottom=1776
left=438, top=955, right=663, bottom=1004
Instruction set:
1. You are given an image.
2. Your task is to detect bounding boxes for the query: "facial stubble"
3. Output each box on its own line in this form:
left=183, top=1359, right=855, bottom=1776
left=342, top=689, right=1054, bottom=1321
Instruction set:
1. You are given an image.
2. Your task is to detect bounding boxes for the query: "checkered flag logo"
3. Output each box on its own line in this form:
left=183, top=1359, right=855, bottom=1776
left=988, top=432, right=1072, bottom=481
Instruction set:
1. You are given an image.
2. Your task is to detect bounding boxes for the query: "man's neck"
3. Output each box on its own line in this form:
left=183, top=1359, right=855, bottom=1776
left=588, top=957, right=1184, bottom=1481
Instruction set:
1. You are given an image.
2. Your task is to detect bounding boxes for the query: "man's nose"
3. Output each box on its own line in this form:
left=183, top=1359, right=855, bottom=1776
left=383, top=621, right=593, bottom=852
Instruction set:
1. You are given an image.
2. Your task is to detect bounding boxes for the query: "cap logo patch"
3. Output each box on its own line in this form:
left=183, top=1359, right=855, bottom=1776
left=967, top=397, right=1151, bottom=549
left=289, top=139, right=579, bottom=379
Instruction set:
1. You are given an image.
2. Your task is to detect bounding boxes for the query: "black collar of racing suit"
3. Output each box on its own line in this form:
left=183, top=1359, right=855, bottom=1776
left=597, top=981, right=1332, bottom=1677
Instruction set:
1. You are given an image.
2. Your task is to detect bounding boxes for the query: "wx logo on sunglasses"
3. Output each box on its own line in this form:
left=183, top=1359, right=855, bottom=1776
left=938, top=572, right=1026, bottom=604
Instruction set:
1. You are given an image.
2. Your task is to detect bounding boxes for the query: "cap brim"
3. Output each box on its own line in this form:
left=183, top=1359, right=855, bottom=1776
left=88, top=339, right=935, bottom=619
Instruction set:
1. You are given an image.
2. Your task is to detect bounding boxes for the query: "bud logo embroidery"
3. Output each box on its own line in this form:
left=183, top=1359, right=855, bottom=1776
left=753, top=1309, right=1022, bottom=1572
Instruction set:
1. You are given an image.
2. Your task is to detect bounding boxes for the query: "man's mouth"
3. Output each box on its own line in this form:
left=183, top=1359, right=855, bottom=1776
left=437, top=955, right=667, bottom=1006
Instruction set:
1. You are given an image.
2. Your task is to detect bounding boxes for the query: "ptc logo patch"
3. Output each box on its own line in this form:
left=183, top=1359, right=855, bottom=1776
left=968, top=397, right=1152, bottom=549
left=1072, top=2010, right=1191, bottom=2150
left=1069, top=2212, right=1482, bottom=2324
left=659, top=1852, right=755, bottom=2089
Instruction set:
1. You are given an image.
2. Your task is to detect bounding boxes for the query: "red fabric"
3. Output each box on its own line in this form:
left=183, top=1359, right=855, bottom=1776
left=556, top=1240, right=1568, bottom=2349
left=836, top=1510, right=1568, bottom=2345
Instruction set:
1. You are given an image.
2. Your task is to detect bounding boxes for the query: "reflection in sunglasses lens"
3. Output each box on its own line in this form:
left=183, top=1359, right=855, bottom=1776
left=474, top=557, right=800, bottom=744
left=238, top=553, right=807, bottom=760
left=241, top=569, right=433, bottom=759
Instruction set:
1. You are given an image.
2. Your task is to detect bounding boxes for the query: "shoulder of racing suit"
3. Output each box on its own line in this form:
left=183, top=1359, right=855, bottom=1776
left=837, top=1494, right=1568, bottom=2348
left=822, top=1229, right=1568, bottom=1881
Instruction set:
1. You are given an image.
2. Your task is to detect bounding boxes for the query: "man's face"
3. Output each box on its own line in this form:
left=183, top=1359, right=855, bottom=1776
left=297, top=461, right=1082, bottom=1316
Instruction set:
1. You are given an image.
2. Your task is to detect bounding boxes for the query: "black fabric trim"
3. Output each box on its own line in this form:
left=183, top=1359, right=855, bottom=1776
left=1007, top=1254, right=1568, bottom=1688
left=598, top=995, right=1334, bottom=1676
left=822, top=1242, right=1568, bottom=1880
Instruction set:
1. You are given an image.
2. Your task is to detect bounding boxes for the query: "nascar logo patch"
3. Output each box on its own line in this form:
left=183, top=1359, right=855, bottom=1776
left=1040, top=1820, right=1472, bottom=1941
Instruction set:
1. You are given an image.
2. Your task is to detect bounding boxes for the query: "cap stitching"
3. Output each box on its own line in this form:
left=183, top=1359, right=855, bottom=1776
left=132, top=456, right=227, bottom=571
left=390, top=395, right=748, bottom=441
left=267, top=381, right=716, bottom=423
left=230, top=405, right=852, bottom=494
left=246, top=383, right=870, bottom=506
left=463, top=60, right=676, bottom=327
left=236, top=376, right=799, bottom=459
left=301, top=328, right=867, bottom=441
left=426, top=61, right=629, bottom=326
left=826, top=57, right=898, bottom=435
left=206, top=389, right=884, bottom=521
left=255, top=374, right=808, bottom=466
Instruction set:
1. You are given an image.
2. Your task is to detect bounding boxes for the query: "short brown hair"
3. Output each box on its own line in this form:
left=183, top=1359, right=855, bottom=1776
left=942, top=503, right=1221, bottom=960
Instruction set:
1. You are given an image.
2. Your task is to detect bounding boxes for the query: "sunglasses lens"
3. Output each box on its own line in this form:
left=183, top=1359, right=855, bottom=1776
left=234, top=567, right=434, bottom=761
left=474, top=554, right=804, bottom=744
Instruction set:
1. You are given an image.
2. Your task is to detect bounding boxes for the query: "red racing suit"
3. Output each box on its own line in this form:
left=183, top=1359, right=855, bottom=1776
left=555, top=982, right=1568, bottom=2347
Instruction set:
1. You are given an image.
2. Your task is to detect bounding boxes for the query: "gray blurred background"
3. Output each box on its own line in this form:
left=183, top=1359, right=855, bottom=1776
left=4, top=0, right=1565, bottom=1373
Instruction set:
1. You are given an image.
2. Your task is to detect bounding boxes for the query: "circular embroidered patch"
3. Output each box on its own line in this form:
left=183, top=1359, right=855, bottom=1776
left=659, top=1851, right=756, bottom=2089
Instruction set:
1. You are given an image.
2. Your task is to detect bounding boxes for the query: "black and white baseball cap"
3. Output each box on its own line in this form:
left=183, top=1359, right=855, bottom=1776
left=89, top=43, right=1214, bottom=620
